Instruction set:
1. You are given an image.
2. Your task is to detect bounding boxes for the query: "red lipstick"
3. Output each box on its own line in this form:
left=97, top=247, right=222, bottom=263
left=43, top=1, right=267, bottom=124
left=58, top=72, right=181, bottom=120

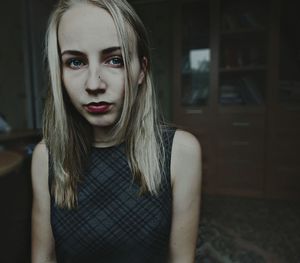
left=84, top=102, right=112, bottom=113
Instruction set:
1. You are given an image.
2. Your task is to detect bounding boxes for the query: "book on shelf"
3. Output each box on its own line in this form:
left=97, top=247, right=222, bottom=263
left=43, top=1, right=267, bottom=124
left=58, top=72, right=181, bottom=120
left=219, top=76, right=263, bottom=105
left=222, top=10, right=265, bottom=32
left=223, top=47, right=242, bottom=68
left=239, top=12, right=264, bottom=29
left=222, top=46, right=263, bottom=69
left=219, top=83, right=243, bottom=105
left=239, top=77, right=263, bottom=105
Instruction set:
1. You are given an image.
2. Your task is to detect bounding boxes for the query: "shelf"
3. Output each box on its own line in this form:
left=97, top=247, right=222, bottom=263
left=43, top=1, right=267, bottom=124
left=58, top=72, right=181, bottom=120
left=219, top=65, right=267, bottom=73
left=0, top=129, right=41, bottom=143
left=217, top=105, right=266, bottom=114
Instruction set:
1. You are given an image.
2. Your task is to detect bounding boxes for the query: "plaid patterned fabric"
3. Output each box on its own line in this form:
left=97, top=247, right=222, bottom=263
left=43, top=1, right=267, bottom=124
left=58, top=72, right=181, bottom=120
left=50, top=128, right=176, bottom=263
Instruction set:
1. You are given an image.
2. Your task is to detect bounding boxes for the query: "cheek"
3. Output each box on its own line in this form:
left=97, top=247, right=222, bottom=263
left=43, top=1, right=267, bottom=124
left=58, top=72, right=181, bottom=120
left=63, top=68, right=85, bottom=86
left=62, top=84, right=80, bottom=108
left=62, top=72, right=71, bottom=95
left=63, top=71, right=75, bottom=90
left=63, top=73, right=82, bottom=98
left=112, top=74, right=125, bottom=98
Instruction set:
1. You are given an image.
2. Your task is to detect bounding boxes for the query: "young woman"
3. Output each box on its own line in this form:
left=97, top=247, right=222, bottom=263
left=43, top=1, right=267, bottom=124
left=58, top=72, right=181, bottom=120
left=31, top=0, right=202, bottom=262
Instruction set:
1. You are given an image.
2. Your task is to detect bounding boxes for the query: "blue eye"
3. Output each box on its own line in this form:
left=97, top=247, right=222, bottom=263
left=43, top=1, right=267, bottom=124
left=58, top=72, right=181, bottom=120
left=67, top=58, right=85, bottom=69
left=107, top=57, right=124, bottom=67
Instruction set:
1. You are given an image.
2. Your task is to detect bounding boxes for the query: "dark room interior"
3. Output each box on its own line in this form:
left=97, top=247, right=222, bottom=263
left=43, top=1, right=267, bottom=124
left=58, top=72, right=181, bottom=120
left=0, top=0, right=299, bottom=262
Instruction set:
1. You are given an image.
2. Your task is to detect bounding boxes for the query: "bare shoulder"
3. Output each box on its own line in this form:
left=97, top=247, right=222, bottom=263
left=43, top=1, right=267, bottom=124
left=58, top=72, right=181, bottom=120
left=172, top=129, right=201, bottom=155
left=32, top=139, right=48, bottom=157
left=31, top=140, right=49, bottom=185
left=32, top=140, right=48, bottom=164
left=171, top=129, right=202, bottom=185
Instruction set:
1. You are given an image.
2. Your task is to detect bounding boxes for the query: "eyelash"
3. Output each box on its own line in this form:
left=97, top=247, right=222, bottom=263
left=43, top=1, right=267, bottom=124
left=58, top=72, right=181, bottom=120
left=105, top=56, right=124, bottom=67
left=65, top=58, right=86, bottom=69
left=64, top=56, right=124, bottom=70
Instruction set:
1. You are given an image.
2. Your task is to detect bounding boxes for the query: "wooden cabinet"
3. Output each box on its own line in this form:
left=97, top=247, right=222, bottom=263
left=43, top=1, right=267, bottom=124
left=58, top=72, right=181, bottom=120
left=172, top=0, right=300, bottom=199
left=171, top=0, right=271, bottom=196
left=129, top=0, right=299, bottom=199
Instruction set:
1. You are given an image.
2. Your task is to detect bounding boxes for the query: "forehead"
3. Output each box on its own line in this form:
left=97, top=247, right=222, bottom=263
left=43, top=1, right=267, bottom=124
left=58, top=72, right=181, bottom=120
left=58, top=3, right=120, bottom=52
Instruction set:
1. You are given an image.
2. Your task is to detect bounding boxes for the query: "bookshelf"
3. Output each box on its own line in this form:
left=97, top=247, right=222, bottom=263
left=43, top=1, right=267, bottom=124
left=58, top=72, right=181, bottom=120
left=172, top=0, right=277, bottom=198
left=218, top=0, right=268, bottom=108
left=215, top=0, right=270, bottom=196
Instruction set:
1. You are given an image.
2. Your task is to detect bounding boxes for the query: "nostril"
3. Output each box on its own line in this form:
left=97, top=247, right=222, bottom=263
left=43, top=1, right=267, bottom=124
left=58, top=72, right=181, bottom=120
left=86, top=70, right=105, bottom=91
left=86, top=88, right=105, bottom=95
left=86, top=78, right=106, bottom=93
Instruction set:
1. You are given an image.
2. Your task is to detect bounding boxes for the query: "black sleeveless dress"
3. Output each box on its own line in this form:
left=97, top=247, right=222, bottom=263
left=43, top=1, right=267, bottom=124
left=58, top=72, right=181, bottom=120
left=50, top=128, right=176, bottom=263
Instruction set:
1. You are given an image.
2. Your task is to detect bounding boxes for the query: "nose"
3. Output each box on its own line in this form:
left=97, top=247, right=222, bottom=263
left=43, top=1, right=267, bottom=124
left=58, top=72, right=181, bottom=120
left=85, top=67, right=107, bottom=95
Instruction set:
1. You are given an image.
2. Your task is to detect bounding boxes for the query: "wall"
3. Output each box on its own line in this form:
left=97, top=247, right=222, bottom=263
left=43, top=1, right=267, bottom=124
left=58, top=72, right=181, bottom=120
left=0, top=0, right=27, bottom=129
left=22, top=0, right=55, bottom=129
left=129, top=0, right=173, bottom=120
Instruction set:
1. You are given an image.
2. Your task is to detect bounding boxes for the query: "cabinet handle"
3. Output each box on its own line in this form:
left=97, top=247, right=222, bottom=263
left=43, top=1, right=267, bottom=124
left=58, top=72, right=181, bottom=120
left=186, top=109, right=203, bottom=114
left=232, top=121, right=250, bottom=127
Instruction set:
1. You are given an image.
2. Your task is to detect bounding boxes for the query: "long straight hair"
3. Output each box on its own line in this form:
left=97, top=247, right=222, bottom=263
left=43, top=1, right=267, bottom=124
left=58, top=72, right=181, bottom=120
left=44, top=0, right=165, bottom=209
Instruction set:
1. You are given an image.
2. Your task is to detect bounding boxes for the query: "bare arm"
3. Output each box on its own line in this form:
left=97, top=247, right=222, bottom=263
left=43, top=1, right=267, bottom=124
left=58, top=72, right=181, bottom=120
left=169, top=130, right=202, bottom=263
left=31, top=141, right=56, bottom=263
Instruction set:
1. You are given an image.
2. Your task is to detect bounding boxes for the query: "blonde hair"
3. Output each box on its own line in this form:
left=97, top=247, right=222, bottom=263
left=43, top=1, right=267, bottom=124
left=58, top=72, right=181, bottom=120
left=44, top=0, right=165, bottom=208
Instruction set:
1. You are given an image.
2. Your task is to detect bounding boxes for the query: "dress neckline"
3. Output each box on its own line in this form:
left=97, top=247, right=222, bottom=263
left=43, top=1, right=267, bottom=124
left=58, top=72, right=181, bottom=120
left=92, top=141, right=125, bottom=150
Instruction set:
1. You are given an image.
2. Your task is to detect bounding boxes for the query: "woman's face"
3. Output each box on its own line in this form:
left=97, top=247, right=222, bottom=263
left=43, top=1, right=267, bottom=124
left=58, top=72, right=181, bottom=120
left=58, top=3, right=144, bottom=136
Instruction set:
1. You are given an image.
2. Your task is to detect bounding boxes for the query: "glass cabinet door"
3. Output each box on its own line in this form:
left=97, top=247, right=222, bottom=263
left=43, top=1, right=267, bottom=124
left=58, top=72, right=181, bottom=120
left=181, top=1, right=210, bottom=107
left=218, top=0, right=269, bottom=108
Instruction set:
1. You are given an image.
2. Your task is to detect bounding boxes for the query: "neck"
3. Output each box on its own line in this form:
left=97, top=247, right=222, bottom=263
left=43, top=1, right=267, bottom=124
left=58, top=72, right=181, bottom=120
left=93, top=126, right=119, bottom=147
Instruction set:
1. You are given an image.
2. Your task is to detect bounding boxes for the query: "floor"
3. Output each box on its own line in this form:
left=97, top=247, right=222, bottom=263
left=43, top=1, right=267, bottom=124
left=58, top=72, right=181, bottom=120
left=196, top=195, right=300, bottom=263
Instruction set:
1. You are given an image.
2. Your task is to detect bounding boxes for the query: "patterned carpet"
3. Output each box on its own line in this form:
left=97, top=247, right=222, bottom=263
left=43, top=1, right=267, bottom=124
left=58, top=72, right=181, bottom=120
left=196, top=195, right=300, bottom=263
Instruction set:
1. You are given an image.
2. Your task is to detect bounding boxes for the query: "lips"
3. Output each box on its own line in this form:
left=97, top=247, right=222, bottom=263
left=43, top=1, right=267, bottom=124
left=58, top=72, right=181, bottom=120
left=84, top=102, right=112, bottom=113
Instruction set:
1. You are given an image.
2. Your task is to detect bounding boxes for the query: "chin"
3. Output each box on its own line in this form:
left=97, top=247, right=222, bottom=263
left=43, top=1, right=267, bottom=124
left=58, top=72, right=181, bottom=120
left=87, top=115, right=119, bottom=128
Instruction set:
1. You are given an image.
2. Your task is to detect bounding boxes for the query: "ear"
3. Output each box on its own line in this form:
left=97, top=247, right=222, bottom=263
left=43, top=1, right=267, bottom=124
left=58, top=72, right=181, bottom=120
left=138, top=56, right=148, bottom=85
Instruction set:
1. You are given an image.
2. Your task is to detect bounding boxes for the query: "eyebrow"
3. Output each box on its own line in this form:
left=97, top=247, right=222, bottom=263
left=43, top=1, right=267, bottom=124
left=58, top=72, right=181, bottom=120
left=102, top=46, right=121, bottom=55
left=61, top=46, right=121, bottom=57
